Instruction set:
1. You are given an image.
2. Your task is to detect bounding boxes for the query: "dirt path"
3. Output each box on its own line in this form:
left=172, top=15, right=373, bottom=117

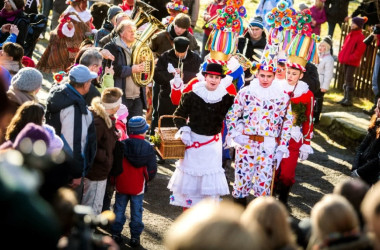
left=102, top=124, right=354, bottom=250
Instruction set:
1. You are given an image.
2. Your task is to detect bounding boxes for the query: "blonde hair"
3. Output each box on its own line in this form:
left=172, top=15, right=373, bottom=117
left=241, top=196, right=297, bottom=250
left=362, top=182, right=380, bottom=238
left=101, top=87, right=123, bottom=104
left=165, top=199, right=263, bottom=250
left=311, top=194, right=359, bottom=243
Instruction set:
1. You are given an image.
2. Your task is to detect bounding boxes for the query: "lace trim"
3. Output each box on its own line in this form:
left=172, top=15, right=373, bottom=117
left=248, top=78, right=287, bottom=100
left=192, top=80, right=229, bottom=104
left=300, top=144, right=314, bottom=154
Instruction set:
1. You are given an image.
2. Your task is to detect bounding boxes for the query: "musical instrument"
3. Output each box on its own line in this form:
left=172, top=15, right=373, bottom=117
left=131, top=6, right=165, bottom=86
left=131, top=0, right=158, bottom=20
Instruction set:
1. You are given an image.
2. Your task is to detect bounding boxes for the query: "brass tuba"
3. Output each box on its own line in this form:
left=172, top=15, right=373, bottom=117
left=131, top=8, right=165, bottom=86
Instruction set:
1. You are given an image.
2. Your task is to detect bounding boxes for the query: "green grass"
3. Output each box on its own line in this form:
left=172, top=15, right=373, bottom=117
left=324, top=88, right=374, bottom=112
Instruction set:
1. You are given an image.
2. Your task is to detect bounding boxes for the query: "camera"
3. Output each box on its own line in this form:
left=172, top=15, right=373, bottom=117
left=62, top=205, right=116, bottom=250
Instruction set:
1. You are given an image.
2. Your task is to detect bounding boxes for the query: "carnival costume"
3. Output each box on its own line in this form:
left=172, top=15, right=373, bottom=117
left=168, top=64, right=234, bottom=208
left=36, top=0, right=95, bottom=73
left=226, top=0, right=296, bottom=201
left=275, top=7, right=319, bottom=205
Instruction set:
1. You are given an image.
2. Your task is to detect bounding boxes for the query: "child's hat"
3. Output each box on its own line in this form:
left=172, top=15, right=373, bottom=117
left=352, top=16, right=368, bottom=29
left=116, top=104, right=129, bottom=123
left=128, top=116, right=149, bottom=135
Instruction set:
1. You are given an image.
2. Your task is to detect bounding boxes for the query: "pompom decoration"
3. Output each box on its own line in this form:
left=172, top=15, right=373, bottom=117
left=166, top=0, right=189, bottom=14
left=53, top=71, right=66, bottom=83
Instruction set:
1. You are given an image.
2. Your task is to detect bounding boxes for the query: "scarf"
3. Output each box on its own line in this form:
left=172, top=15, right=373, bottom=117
left=1, top=60, right=21, bottom=76
left=0, top=8, right=22, bottom=22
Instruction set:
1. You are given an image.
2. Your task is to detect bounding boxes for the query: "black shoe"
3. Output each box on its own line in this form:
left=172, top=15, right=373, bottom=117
left=130, top=238, right=140, bottom=247
left=336, top=97, right=346, bottom=104
left=112, top=234, right=123, bottom=244
left=341, top=99, right=353, bottom=106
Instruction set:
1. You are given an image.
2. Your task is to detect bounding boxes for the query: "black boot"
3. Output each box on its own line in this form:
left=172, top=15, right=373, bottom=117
left=278, top=183, right=292, bottom=208
left=341, top=88, right=354, bottom=106
left=363, top=97, right=378, bottom=116
left=233, top=197, right=247, bottom=208
left=336, top=85, right=347, bottom=104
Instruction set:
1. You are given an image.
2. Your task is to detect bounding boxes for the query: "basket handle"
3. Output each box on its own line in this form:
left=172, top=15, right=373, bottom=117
left=158, top=115, right=186, bottom=130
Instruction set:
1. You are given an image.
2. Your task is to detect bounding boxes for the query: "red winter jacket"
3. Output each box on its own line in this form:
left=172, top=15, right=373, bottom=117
left=114, top=135, right=157, bottom=195
left=338, top=29, right=366, bottom=67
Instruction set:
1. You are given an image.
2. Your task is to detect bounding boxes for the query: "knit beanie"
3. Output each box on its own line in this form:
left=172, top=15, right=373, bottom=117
left=13, top=123, right=50, bottom=152
left=320, top=35, right=332, bottom=51
left=352, top=16, right=368, bottom=29
left=107, top=6, right=123, bottom=21
left=43, top=124, right=64, bottom=154
left=249, top=16, right=264, bottom=30
left=12, top=67, right=43, bottom=92
left=128, top=116, right=149, bottom=135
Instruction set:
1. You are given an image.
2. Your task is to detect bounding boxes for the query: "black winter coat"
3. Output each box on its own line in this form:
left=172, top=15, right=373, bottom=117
left=0, top=11, right=29, bottom=48
left=154, top=49, right=202, bottom=127
left=103, top=38, right=147, bottom=109
left=324, top=0, right=350, bottom=24
left=237, top=32, right=267, bottom=62
left=352, top=121, right=380, bottom=185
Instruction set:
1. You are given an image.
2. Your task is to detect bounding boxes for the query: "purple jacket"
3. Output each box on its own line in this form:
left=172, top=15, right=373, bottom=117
left=311, top=6, right=327, bottom=36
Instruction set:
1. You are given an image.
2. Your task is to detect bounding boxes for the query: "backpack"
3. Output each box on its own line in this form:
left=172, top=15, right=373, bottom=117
left=16, top=13, right=48, bottom=58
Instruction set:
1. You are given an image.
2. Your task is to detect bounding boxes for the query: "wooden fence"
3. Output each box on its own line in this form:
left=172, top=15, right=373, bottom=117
left=333, top=22, right=377, bottom=100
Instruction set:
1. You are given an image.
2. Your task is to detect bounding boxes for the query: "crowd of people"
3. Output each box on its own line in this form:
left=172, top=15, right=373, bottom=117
left=1, top=0, right=380, bottom=249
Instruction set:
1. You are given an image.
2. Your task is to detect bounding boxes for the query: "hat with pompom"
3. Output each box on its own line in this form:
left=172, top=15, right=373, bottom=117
left=352, top=16, right=368, bottom=29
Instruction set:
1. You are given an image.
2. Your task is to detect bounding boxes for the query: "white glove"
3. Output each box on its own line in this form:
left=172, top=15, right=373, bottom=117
left=181, top=130, right=192, bottom=146
left=274, top=150, right=284, bottom=170
left=299, top=151, right=309, bottom=161
left=299, top=144, right=313, bottom=161
left=233, top=134, right=249, bottom=147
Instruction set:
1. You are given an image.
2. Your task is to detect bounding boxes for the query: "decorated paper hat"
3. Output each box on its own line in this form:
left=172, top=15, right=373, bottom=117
left=205, top=0, right=247, bottom=65
left=166, top=0, right=189, bottom=14
left=250, top=0, right=295, bottom=73
left=286, top=8, right=321, bottom=72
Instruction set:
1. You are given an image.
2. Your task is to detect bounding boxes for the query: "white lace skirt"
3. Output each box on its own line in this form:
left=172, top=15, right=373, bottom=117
left=167, top=132, right=230, bottom=208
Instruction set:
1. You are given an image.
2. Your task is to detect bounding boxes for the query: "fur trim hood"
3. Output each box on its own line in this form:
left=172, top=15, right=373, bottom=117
left=90, top=97, right=112, bottom=129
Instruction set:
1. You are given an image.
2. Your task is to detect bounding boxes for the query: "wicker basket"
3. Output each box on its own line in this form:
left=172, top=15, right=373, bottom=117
left=154, top=115, right=186, bottom=159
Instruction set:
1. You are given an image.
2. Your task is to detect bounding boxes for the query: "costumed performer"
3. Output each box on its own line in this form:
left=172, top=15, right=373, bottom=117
left=225, top=40, right=293, bottom=207
left=167, top=63, right=234, bottom=210
left=36, top=0, right=96, bottom=73
left=275, top=6, right=319, bottom=207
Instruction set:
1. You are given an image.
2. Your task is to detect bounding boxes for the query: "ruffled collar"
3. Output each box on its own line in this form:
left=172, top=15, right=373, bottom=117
left=248, top=78, right=287, bottom=100
left=63, top=6, right=92, bottom=22
left=282, top=80, right=309, bottom=98
left=192, top=77, right=230, bottom=104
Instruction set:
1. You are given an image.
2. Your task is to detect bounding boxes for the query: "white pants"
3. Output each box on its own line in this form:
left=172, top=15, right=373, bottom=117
left=81, top=178, right=107, bottom=215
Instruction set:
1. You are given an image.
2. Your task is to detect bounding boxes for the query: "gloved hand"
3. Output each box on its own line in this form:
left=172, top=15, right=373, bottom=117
left=181, top=130, right=192, bottom=146
left=299, top=151, right=309, bottom=161
left=233, top=134, right=249, bottom=147
left=274, top=150, right=284, bottom=170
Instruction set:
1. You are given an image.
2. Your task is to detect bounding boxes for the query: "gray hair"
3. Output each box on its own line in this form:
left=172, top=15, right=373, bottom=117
left=79, top=49, right=102, bottom=67
left=116, top=19, right=136, bottom=36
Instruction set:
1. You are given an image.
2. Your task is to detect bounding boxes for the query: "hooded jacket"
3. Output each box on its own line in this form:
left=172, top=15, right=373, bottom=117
left=115, top=135, right=157, bottom=195
left=86, top=97, right=118, bottom=181
left=45, top=83, right=97, bottom=179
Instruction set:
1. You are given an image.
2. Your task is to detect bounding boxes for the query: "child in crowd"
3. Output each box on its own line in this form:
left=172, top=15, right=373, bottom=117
left=111, top=116, right=157, bottom=247
left=316, top=36, right=334, bottom=123
left=337, top=16, right=367, bottom=106
left=82, top=87, right=121, bottom=215
left=310, top=0, right=326, bottom=36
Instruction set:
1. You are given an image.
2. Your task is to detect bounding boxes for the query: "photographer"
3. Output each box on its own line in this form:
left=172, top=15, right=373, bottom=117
left=363, top=24, right=380, bottom=116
